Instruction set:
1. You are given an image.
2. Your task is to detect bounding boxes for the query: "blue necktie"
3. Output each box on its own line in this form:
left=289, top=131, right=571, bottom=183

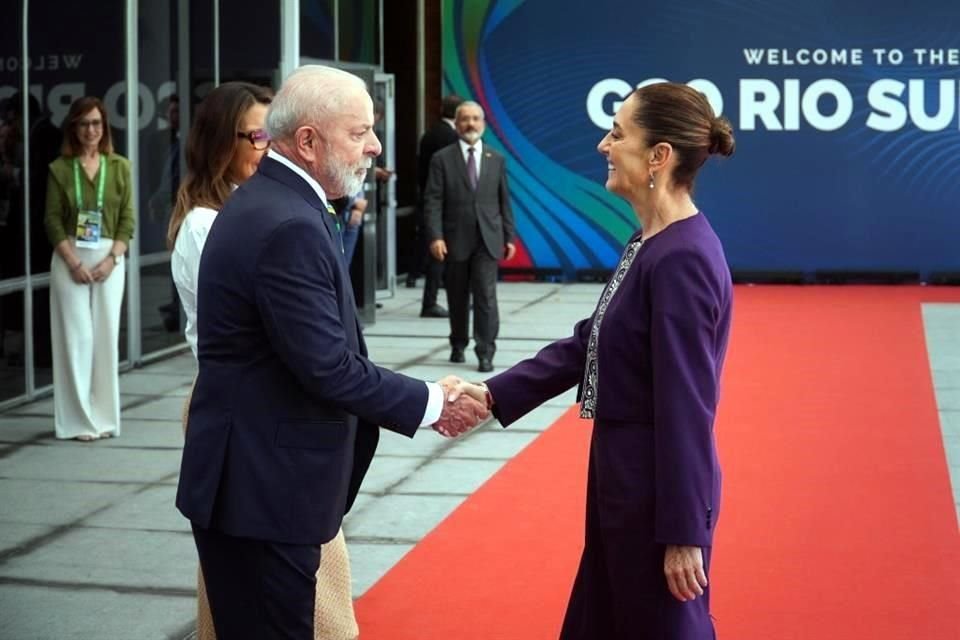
left=467, top=147, right=478, bottom=190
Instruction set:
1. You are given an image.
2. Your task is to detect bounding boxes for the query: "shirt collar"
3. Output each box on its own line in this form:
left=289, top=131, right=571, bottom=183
left=458, top=138, right=483, bottom=155
left=442, top=118, right=456, bottom=129
left=267, top=149, right=329, bottom=206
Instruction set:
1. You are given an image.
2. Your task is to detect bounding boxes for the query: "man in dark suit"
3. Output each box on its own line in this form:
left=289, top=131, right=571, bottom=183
left=176, top=66, right=486, bottom=640
left=409, top=94, right=463, bottom=318
left=425, top=101, right=515, bottom=373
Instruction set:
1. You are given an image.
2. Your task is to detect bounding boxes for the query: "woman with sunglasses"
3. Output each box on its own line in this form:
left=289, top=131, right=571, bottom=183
left=168, top=81, right=361, bottom=640
left=44, top=96, right=134, bottom=442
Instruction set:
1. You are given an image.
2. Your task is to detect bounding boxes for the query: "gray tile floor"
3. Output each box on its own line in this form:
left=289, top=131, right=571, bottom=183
left=922, top=303, right=960, bottom=525
left=0, top=285, right=956, bottom=640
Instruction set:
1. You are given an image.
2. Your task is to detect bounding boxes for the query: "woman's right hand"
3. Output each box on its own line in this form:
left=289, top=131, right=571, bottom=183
left=69, top=262, right=94, bottom=284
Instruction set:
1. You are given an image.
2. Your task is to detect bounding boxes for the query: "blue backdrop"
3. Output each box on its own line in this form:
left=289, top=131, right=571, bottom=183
left=442, top=0, right=960, bottom=277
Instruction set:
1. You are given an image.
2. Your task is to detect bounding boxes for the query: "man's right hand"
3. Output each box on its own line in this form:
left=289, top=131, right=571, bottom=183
left=430, top=239, right=448, bottom=261
left=348, top=201, right=365, bottom=227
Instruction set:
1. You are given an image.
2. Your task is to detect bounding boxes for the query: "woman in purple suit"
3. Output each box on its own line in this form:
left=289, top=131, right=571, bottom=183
left=460, top=82, right=735, bottom=638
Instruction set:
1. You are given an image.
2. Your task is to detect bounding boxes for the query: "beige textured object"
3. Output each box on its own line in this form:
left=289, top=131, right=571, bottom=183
left=182, top=387, right=360, bottom=640
left=195, top=566, right=216, bottom=640
left=314, top=528, right=360, bottom=640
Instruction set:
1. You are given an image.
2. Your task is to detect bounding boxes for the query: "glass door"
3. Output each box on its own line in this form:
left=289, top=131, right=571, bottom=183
left=136, top=0, right=215, bottom=360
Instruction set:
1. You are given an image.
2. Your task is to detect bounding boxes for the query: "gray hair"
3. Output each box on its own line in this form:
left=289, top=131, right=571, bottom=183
left=266, top=65, right=368, bottom=140
left=455, top=100, right=485, bottom=119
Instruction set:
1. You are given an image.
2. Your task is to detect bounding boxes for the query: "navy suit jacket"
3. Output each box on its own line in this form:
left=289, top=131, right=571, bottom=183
left=176, top=156, right=428, bottom=545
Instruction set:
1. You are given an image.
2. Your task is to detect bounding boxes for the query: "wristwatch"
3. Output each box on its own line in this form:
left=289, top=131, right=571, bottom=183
left=111, top=252, right=121, bottom=266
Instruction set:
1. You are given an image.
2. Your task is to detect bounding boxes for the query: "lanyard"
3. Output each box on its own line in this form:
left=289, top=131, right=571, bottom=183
left=73, top=155, right=107, bottom=211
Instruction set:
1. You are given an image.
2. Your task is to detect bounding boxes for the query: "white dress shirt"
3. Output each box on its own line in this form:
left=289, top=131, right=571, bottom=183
left=267, top=149, right=329, bottom=204
left=173, top=150, right=444, bottom=427
left=171, top=206, right=218, bottom=358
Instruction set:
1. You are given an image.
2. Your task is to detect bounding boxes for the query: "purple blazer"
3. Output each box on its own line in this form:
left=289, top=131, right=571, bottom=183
left=487, top=213, right=732, bottom=548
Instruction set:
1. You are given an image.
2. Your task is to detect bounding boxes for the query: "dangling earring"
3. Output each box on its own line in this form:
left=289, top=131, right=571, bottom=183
left=648, top=173, right=655, bottom=190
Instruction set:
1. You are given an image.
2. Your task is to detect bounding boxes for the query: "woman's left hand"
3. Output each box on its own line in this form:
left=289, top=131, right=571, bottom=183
left=664, top=544, right=708, bottom=602
left=90, top=258, right=115, bottom=282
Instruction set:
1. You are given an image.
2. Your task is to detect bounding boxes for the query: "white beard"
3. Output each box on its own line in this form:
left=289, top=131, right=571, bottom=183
left=338, top=167, right=367, bottom=197
left=325, top=150, right=371, bottom=197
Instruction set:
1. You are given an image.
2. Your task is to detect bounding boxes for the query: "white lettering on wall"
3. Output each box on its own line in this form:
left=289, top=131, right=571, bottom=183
left=585, top=78, right=633, bottom=130
left=586, top=78, right=724, bottom=129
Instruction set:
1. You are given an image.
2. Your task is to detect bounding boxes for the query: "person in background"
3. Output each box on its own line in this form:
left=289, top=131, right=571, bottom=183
left=425, top=100, right=516, bottom=373
left=44, top=96, right=134, bottom=442
left=338, top=99, right=388, bottom=269
left=409, top=94, right=463, bottom=318
left=167, top=83, right=272, bottom=361
left=334, top=190, right=366, bottom=266
left=454, top=82, right=736, bottom=639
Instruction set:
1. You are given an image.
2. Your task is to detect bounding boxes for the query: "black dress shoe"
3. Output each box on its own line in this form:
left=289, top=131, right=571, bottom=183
left=405, top=276, right=418, bottom=288
left=477, top=358, right=493, bottom=373
left=450, top=349, right=465, bottom=363
left=420, top=304, right=449, bottom=318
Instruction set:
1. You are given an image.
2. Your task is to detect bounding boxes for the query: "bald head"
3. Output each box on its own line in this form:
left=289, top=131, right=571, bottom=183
left=267, top=65, right=368, bottom=142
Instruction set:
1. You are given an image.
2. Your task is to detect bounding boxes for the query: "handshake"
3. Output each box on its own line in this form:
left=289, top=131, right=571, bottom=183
left=432, top=376, right=492, bottom=438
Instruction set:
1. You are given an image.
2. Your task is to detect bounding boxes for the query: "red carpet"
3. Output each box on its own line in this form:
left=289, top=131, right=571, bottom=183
left=355, top=286, right=960, bottom=639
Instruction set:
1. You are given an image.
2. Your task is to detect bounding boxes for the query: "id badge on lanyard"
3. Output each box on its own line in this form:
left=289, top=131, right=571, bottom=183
left=74, top=156, right=106, bottom=249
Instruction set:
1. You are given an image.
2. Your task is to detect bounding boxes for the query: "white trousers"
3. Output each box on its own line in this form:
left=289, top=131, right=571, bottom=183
left=50, top=239, right=125, bottom=439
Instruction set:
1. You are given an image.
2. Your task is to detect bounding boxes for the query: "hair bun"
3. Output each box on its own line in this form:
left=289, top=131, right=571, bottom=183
left=708, top=117, right=735, bottom=157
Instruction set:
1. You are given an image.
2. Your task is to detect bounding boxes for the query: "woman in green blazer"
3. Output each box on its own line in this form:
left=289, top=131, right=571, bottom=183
left=45, top=96, right=134, bottom=441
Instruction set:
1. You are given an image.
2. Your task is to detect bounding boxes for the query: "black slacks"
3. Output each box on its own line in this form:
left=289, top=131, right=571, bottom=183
left=192, top=524, right=322, bottom=640
left=444, top=245, right=499, bottom=359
